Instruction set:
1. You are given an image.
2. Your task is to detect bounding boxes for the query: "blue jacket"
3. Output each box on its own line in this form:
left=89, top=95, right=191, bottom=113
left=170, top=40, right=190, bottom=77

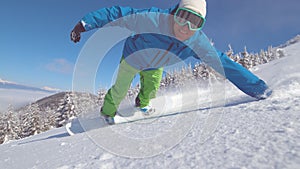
left=80, top=5, right=270, bottom=99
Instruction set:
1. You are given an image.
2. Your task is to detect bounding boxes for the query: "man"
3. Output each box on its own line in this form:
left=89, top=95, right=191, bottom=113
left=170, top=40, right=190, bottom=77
left=71, top=0, right=271, bottom=124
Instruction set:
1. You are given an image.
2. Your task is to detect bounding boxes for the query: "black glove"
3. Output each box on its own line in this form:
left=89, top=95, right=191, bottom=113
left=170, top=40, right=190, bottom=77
left=70, top=22, right=85, bottom=43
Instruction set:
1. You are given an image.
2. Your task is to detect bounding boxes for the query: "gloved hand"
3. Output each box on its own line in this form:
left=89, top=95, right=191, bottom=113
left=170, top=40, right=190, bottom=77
left=70, top=22, right=85, bottom=43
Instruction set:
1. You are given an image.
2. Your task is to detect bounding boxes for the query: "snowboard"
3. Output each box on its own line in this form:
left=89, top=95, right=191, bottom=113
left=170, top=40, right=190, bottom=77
left=66, top=93, right=190, bottom=135
left=66, top=108, right=160, bottom=136
left=65, top=89, right=251, bottom=136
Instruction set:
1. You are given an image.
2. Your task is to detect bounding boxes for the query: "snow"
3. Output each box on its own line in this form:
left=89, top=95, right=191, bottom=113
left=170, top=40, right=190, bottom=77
left=0, top=78, right=13, bottom=84
left=42, top=86, right=61, bottom=92
left=1, top=42, right=300, bottom=168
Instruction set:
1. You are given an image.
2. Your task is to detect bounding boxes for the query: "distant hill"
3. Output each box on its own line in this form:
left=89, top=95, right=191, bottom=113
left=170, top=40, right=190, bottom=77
left=31, top=91, right=99, bottom=112
left=0, top=78, right=61, bottom=112
left=0, top=79, right=57, bottom=93
left=278, top=34, right=300, bottom=48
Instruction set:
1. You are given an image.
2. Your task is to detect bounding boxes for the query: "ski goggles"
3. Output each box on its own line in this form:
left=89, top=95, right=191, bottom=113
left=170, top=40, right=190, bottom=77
left=174, top=7, right=206, bottom=31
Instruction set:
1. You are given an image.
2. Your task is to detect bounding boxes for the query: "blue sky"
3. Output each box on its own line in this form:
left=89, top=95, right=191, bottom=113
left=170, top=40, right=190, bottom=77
left=0, top=0, right=299, bottom=92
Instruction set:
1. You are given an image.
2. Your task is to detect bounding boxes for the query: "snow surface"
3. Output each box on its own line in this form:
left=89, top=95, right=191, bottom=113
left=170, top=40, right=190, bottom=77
left=0, top=42, right=300, bottom=169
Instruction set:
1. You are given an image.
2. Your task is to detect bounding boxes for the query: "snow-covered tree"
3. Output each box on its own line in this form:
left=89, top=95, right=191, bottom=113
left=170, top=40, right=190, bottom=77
left=73, top=92, right=98, bottom=114
left=276, top=48, right=285, bottom=58
left=0, top=105, right=20, bottom=143
left=55, top=92, right=76, bottom=127
left=98, top=88, right=107, bottom=105
left=193, top=63, right=210, bottom=80
left=0, top=114, right=5, bottom=144
left=20, top=103, right=42, bottom=137
left=127, top=84, right=139, bottom=99
left=41, top=106, right=56, bottom=130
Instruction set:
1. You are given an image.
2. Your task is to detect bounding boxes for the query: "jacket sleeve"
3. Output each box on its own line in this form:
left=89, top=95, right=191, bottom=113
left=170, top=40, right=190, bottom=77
left=81, top=6, right=166, bottom=31
left=193, top=32, right=269, bottom=99
left=216, top=51, right=270, bottom=99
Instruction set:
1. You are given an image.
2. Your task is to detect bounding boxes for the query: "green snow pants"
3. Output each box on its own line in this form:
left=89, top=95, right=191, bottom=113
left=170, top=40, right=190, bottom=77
left=101, top=59, right=163, bottom=117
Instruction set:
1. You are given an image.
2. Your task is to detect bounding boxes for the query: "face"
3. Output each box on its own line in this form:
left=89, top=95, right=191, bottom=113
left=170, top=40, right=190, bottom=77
left=173, top=21, right=196, bottom=41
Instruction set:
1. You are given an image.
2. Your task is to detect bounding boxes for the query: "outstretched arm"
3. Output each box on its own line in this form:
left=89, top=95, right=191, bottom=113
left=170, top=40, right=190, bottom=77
left=193, top=32, right=271, bottom=99
left=70, top=6, right=169, bottom=43
left=216, top=51, right=271, bottom=99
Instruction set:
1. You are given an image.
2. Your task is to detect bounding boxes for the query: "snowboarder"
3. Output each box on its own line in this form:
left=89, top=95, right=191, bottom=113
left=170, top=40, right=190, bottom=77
left=70, top=0, right=272, bottom=124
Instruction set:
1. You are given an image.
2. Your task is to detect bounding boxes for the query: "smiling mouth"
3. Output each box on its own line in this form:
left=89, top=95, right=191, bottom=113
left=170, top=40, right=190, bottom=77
left=179, top=29, right=188, bottom=34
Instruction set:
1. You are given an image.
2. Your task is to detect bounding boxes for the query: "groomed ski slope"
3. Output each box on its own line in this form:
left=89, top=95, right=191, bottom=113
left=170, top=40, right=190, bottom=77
left=0, top=42, right=299, bottom=169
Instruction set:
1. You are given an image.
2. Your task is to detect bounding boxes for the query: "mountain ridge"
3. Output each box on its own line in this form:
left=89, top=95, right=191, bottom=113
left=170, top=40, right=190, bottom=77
left=0, top=78, right=59, bottom=93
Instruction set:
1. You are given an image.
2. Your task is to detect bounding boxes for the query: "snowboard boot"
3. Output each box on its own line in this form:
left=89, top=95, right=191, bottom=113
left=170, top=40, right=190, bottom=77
left=100, top=108, right=115, bottom=125
left=139, top=105, right=155, bottom=116
left=135, top=96, right=155, bottom=115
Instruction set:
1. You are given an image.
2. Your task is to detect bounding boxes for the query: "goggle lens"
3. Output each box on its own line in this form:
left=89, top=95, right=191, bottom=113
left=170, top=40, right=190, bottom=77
left=174, top=8, right=206, bottom=31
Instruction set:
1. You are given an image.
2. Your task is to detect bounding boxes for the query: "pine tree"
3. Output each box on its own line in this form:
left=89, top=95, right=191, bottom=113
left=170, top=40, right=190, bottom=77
left=67, top=92, right=77, bottom=116
left=1, top=105, right=20, bottom=143
left=0, top=114, right=6, bottom=144
left=193, top=63, right=209, bottom=80
left=55, top=92, right=75, bottom=127
left=44, top=106, right=56, bottom=129
left=73, top=92, right=97, bottom=114
left=276, top=48, right=284, bottom=58
left=240, top=46, right=250, bottom=68
left=227, top=44, right=236, bottom=61
left=20, top=103, right=42, bottom=137
left=98, top=88, right=107, bottom=106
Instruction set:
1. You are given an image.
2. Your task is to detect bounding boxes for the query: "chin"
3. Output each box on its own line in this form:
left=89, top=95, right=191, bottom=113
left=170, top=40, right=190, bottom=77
left=177, top=35, right=188, bottom=41
left=174, top=33, right=185, bottom=41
